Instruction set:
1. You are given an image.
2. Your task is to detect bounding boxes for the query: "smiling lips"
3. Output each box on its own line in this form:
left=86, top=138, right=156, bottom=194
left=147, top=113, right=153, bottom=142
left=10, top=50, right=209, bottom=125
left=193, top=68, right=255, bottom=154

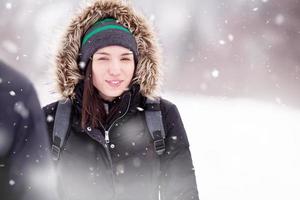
left=106, top=80, right=124, bottom=87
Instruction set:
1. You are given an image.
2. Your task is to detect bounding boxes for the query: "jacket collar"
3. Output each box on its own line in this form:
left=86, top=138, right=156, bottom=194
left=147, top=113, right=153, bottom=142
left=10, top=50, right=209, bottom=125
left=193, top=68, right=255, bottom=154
left=72, top=82, right=145, bottom=130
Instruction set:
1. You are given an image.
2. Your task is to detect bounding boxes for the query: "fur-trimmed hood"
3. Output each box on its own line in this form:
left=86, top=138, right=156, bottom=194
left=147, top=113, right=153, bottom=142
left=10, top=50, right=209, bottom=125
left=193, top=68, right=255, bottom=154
left=55, top=0, right=163, bottom=99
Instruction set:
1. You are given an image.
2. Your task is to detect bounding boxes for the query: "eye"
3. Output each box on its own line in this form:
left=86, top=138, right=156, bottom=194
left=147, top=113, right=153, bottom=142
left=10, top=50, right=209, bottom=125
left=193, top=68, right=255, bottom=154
left=97, top=57, right=109, bottom=61
left=121, top=57, right=132, bottom=61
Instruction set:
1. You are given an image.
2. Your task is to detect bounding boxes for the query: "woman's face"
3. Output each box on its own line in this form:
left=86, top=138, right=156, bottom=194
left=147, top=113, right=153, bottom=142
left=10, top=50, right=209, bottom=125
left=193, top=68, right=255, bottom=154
left=92, top=45, right=135, bottom=102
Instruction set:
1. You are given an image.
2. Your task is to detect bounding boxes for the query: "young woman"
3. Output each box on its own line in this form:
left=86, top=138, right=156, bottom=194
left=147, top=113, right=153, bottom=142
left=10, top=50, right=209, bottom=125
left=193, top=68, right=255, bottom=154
left=43, top=0, right=199, bottom=199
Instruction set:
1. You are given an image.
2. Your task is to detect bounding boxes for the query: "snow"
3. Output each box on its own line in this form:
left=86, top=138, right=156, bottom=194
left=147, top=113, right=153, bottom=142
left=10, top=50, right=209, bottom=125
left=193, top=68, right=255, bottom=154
left=5, top=2, right=12, bottom=10
left=9, top=90, right=15, bottom=96
left=165, top=93, right=300, bottom=200
left=46, top=115, right=54, bottom=122
left=218, top=40, right=226, bottom=45
left=211, top=69, right=220, bottom=78
left=9, top=179, right=15, bottom=186
left=2, top=40, right=18, bottom=54
left=14, top=101, right=29, bottom=119
left=116, top=164, right=125, bottom=175
left=275, top=14, right=285, bottom=25
left=149, top=14, right=156, bottom=22
left=79, top=61, right=86, bottom=70
left=228, top=34, right=234, bottom=42
left=136, top=107, right=144, bottom=111
left=171, top=136, right=177, bottom=140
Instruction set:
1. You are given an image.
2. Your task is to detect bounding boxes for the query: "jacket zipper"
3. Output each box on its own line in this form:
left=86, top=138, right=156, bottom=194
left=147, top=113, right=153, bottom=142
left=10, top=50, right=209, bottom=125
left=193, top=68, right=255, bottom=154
left=97, top=93, right=132, bottom=198
left=101, top=93, right=132, bottom=144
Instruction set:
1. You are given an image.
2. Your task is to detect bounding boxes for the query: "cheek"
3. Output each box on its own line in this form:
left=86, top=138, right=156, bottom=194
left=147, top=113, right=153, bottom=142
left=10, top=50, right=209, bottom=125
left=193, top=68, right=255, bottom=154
left=92, top=65, right=104, bottom=85
left=125, top=64, right=135, bottom=78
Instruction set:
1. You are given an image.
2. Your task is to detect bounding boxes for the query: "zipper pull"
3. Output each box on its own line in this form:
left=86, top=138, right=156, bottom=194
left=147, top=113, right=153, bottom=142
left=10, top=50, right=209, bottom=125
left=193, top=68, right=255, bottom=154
left=105, top=130, right=110, bottom=144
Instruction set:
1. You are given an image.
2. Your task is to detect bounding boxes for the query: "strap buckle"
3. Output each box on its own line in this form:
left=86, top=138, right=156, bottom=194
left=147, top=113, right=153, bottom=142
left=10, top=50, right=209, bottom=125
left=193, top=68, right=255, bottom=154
left=51, top=144, right=61, bottom=161
left=154, top=139, right=165, bottom=155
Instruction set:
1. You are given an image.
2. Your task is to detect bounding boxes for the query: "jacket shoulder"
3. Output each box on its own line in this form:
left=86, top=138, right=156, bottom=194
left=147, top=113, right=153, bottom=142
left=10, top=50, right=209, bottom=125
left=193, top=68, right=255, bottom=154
left=159, top=97, right=177, bottom=113
left=43, top=101, right=59, bottom=116
left=159, top=97, right=190, bottom=147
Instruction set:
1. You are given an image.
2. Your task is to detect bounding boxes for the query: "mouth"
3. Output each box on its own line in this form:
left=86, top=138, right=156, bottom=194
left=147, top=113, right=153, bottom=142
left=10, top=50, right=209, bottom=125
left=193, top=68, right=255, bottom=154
left=105, top=80, right=124, bottom=88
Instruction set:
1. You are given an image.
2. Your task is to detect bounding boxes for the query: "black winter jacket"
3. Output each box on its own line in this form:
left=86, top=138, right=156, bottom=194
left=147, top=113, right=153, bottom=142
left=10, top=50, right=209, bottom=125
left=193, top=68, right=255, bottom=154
left=43, top=85, right=199, bottom=200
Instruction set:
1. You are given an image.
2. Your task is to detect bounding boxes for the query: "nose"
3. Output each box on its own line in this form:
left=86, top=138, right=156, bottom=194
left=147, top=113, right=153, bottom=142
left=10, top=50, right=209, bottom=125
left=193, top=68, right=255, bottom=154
left=108, top=59, right=121, bottom=76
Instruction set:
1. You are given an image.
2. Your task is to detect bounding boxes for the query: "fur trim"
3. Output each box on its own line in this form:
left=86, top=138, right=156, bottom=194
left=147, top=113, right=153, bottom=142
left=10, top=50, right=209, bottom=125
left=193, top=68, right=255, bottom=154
left=55, top=0, right=163, bottom=99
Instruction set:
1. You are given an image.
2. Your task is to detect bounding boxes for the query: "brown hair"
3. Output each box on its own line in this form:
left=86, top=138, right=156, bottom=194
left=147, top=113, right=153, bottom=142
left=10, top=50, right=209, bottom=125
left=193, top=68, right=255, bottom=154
left=81, top=62, right=122, bottom=129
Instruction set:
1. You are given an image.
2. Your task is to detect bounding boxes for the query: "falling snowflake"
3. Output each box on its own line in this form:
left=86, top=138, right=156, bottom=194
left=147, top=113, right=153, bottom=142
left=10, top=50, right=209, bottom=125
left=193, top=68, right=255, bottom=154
left=87, top=127, right=92, bottom=131
left=14, top=101, right=29, bottom=118
left=46, top=115, right=54, bottom=122
left=275, top=14, right=284, bottom=25
left=132, top=142, right=136, bottom=146
left=9, top=179, right=15, bottom=186
left=219, top=40, right=226, bottom=45
left=0, top=78, right=2, bottom=84
left=110, top=144, right=115, bottom=149
left=2, top=40, right=18, bottom=54
left=262, top=0, right=268, bottom=2
left=78, top=61, right=86, bottom=70
left=211, top=69, right=220, bottom=78
left=5, top=2, right=12, bottom=9
left=171, top=136, right=177, bottom=140
left=116, top=164, right=124, bottom=175
left=9, top=91, right=16, bottom=96
left=252, top=7, right=258, bottom=12
left=149, top=14, right=155, bottom=22
left=136, top=107, right=144, bottom=111
left=228, top=34, right=234, bottom=42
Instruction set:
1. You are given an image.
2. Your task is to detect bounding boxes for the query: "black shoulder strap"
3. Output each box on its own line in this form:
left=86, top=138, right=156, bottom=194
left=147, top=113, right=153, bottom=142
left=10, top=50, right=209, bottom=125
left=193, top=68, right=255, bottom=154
left=145, top=97, right=166, bottom=156
left=52, top=99, right=72, bottom=161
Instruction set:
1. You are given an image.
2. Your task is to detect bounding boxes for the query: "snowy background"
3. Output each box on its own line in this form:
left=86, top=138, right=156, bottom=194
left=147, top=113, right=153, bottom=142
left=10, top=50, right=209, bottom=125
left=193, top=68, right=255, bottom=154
left=1, top=0, right=300, bottom=199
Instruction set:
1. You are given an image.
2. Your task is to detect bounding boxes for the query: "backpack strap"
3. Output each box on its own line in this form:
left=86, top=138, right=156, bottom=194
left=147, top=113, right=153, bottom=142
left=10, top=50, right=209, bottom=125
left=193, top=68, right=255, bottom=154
left=52, top=99, right=72, bottom=161
left=145, top=97, right=166, bottom=156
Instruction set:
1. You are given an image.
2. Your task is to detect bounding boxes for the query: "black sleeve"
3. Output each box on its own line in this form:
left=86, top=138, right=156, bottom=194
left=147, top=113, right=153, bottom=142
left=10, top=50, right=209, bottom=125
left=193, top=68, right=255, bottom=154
left=160, top=103, right=200, bottom=200
left=8, top=84, right=58, bottom=200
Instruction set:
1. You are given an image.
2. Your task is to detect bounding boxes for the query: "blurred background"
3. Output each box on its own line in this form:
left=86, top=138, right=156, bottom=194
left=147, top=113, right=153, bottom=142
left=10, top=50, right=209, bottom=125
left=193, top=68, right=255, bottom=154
left=1, top=0, right=300, bottom=199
